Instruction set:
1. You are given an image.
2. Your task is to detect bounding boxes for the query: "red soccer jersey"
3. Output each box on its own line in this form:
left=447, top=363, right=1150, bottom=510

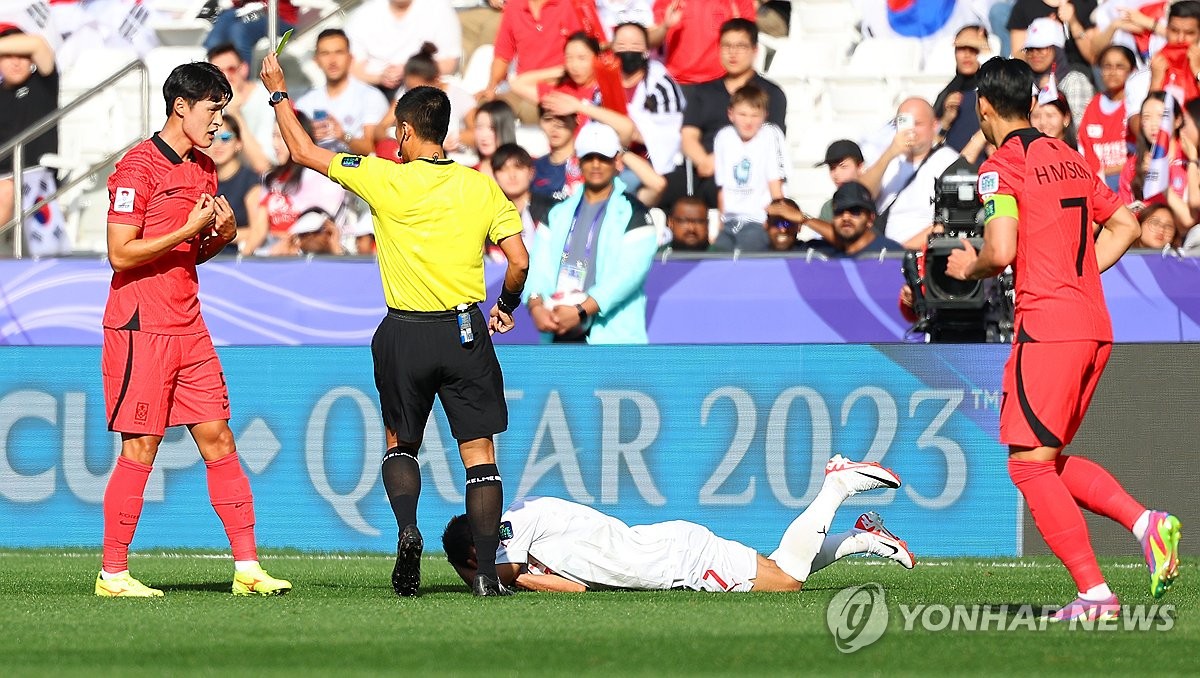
left=1078, top=95, right=1129, bottom=176
left=654, top=0, right=755, bottom=85
left=494, top=0, right=584, bottom=74
left=978, top=129, right=1122, bottom=343
left=104, top=134, right=218, bottom=334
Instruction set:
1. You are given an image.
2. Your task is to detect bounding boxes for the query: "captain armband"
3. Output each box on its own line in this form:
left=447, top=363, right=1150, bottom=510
left=982, top=194, right=1018, bottom=225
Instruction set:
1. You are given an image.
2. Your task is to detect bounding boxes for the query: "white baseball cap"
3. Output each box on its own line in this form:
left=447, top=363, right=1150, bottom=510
left=289, top=210, right=329, bottom=236
left=574, top=122, right=622, bottom=159
left=1024, top=18, right=1065, bottom=50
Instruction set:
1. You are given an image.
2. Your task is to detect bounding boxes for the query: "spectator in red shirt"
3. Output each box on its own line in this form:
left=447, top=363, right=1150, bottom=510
left=203, top=0, right=298, bottom=66
left=480, top=0, right=584, bottom=123
left=512, top=31, right=637, bottom=141
left=1079, top=45, right=1136, bottom=189
left=653, top=0, right=754, bottom=85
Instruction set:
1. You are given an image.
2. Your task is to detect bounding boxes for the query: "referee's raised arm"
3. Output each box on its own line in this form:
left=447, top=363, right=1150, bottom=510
left=260, top=54, right=335, bottom=175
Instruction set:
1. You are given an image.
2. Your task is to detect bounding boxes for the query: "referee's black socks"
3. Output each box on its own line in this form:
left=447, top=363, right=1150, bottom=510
left=382, top=447, right=421, bottom=532
left=465, top=463, right=503, bottom=578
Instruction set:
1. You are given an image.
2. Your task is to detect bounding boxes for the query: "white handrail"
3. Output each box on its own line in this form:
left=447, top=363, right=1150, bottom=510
left=0, top=59, right=151, bottom=259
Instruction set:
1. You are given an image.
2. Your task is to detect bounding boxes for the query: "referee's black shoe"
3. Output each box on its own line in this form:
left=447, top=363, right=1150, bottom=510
left=392, top=524, right=423, bottom=597
left=472, top=574, right=513, bottom=597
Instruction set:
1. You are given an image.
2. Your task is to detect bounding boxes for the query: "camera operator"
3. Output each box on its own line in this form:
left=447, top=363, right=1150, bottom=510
left=897, top=159, right=1013, bottom=342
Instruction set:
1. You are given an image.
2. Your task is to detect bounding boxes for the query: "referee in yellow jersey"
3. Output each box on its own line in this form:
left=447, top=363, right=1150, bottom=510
left=261, top=54, right=529, bottom=598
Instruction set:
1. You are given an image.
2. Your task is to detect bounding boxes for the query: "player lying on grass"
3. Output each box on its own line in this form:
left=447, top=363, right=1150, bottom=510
left=442, top=455, right=913, bottom=593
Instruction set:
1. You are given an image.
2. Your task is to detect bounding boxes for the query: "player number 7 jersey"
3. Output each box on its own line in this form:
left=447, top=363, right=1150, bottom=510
left=978, top=129, right=1121, bottom=343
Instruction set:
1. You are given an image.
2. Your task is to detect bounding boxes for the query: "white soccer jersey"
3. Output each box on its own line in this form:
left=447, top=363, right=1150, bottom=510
left=496, top=496, right=759, bottom=592
left=713, top=123, right=790, bottom=222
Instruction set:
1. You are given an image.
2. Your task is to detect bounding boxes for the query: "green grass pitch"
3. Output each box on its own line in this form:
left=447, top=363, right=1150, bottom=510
left=0, top=551, right=1193, bottom=676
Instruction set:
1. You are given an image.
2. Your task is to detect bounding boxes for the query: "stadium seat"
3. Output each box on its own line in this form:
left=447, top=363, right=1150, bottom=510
left=897, top=74, right=950, bottom=105
left=514, top=123, right=550, bottom=158
left=825, top=75, right=897, bottom=117
left=847, top=38, right=923, bottom=76
left=788, top=166, right=836, bottom=214
left=461, top=45, right=493, bottom=97
left=792, top=0, right=861, bottom=37
left=144, top=46, right=208, bottom=103
left=149, top=0, right=213, bottom=47
left=767, top=39, right=851, bottom=82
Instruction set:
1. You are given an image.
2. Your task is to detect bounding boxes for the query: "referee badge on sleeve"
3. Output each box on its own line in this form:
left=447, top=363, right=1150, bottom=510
left=341, top=155, right=363, bottom=168
left=499, top=521, right=513, bottom=541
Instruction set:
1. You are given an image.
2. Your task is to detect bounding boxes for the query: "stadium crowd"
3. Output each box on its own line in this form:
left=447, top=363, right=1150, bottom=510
left=5, top=0, right=1200, bottom=258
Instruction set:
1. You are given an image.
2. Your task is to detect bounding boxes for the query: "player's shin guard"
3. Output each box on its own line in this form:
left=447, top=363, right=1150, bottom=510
left=205, top=452, right=258, bottom=562
left=465, top=463, right=503, bottom=579
left=382, top=446, right=421, bottom=530
left=1009, top=458, right=1105, bottom=593
left=1055, top=455, right=1145, bottom=531
left=768, top=479, right=845, bottom=583
left=102, top=456, right=152, bottom=573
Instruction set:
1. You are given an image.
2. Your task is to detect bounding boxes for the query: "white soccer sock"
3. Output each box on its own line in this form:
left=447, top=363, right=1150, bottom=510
left=100, top=569, right=129, bottom=580
left=1080, top=583, right=1114, bottom=601
left=768, top=478, right=847, bottom=582
left=808, top=530, right=867, bottom=575
left=234, top=560, right=260, bottom=573
left=1132, top=510, right=1151, bottom=542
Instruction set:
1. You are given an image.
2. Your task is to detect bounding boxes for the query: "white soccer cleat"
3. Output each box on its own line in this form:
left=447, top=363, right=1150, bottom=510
left=824, top=454, right=902, bottom=496
left=855, top=511, right=916, bottom=569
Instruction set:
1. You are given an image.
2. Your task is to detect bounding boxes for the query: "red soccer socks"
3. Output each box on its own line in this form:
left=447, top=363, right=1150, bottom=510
left=1055, top=455, right=1146, bottom=531
left=102, top=456, right=152, bottom=573
left=1009, top=458, right=1105, bottom=594
left=205, top=453, right=258, bottom=563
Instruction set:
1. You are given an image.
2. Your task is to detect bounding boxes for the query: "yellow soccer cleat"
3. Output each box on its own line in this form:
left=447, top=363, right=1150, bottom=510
left=94, top=571, right=164, bottom=598
left=232, top=564, right=292, bottom=596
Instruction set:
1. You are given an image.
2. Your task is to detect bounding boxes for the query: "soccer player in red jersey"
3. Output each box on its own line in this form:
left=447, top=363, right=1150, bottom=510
left=95, top=62, right=290, bottom=597
left=947, top=57, right=1181, bottom=621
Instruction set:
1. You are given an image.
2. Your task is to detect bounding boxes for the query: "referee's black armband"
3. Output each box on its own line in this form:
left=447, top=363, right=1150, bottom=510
left=497, top=287, right=522, bottom=314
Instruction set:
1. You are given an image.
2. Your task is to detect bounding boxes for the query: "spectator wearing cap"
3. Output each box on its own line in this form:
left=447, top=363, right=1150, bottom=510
left=525, top=122, right=658, bottom=344
left=804, top=182, right=903, bottom=258
left=1023, top=17, right=1094, bottom=127
left=0, top=22, right=57, bottom=230
left=814, top=139, right=865, bottom=223
left=1008, top=0, right=1099, bottom=67
left=278, top=209, right=344, bottom=256
left=934, top=26, right=990, bottom=153
left=761, top=139, right=862, bottom=245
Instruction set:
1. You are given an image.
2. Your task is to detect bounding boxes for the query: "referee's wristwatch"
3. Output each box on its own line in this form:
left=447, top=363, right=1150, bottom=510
left=268, top=91, right=289, bottom=107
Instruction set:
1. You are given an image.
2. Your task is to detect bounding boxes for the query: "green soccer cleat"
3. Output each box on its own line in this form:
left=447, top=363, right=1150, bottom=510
left=1140, top=511, right=1182, bottom=599
left=232, top=564, right=293, bottom=596
left=95, top=571, right=164, bottom=598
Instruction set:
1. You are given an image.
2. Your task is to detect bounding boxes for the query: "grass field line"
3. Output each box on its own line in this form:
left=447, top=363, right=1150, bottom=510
left=0, top=550, right=1158, bottom=570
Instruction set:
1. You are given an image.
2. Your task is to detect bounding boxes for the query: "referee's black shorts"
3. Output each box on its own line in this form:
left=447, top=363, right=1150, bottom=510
left=371, top=304, right=508, bottom=443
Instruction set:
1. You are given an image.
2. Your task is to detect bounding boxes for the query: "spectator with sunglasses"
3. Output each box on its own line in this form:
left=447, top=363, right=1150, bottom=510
left=803, top=182, right=903, bottom=258
left=206, top=117, right=267, bottom=255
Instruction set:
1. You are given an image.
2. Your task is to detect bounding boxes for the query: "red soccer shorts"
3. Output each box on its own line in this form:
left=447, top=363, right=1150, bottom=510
left=102, top=329, right=230, bottom=436
left=999, top=340, right=1111, bottom=449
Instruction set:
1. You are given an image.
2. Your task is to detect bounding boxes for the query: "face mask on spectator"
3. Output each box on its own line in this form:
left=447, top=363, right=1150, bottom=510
left=616, top=51, right=647, bottom=76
